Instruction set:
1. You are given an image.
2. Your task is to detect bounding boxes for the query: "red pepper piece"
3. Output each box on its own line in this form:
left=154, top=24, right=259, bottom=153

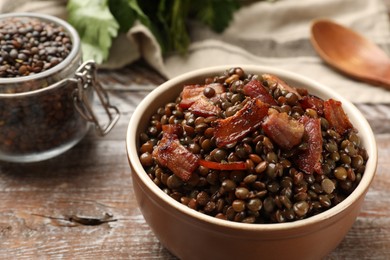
left=262, top=74, right=302, bottom=99
left=179, top=83, right=225, bottom=109
left=153, top=125, right=199, bottom=181
left=324, top=99, right=353, bottom=135
left=295, top=116, right=323, bottom=174
left=213, top=98, right=269, bottom=148
left=263, top=112, right=304, bottom=150
left=189, top=96, right=221, bottom=117
left=243, top=79, right=277, bottom=105
left=199, top=160, right=246, bottom=171
left=299, top=95, right=324, bottom=116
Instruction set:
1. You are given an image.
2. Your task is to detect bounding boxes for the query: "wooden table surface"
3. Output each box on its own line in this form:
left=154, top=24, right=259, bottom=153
left=0, top=61, right=389, bottom=259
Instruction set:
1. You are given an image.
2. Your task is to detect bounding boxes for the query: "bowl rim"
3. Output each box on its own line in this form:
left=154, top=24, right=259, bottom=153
left=126, top=65, right=378, bottom=232
left=0, top=12, right=80, bottom=95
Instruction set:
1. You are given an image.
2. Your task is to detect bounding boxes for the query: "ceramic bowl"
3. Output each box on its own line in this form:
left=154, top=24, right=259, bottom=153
left=126, top=65, right=377, bottom=260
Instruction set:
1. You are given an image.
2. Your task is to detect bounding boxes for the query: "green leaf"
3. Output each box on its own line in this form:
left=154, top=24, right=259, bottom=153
left=127, top=0, right=151, bottom=27
left=67, top=0, right=242, bottom=60
left=67, top=0, right=119, bottom=63
left=80, top=42, right=105, bottom=65
left=156, top=0, right=191, bottom=54
left=193, top=0, right=240, bottom=33
left=108, top=0, right=151, bottom=33
left=138, top=0, right=169, bottom=53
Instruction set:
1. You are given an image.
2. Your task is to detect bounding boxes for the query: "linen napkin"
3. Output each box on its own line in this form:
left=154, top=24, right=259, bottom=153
left=2, top=0, right=390, bottom=103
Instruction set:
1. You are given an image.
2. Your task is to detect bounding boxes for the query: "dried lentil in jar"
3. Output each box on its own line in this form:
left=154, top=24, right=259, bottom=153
left=138, top=67, right=369, bottom=224
left=0, top=13, right=119, bottom=163
left=0, top=16, right=72, bottom=82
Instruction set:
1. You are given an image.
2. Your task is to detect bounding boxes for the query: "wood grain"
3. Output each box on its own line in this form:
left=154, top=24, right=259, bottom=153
left=0, top=62, right=390, bottom=259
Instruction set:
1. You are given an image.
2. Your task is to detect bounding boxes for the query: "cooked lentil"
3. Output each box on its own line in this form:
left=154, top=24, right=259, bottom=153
left=138, top=68, right=368, bottom=224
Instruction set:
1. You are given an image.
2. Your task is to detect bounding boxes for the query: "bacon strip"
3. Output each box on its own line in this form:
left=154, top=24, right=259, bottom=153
left=189, top=96, right=221, bottom=117
left=295, top=116, right=323, bottom=174
left=153, top=125, right=199, bottom=181
left=243, top=79, right=277, bottom=105
left=299, top=95, right=324, bottom=116
left=263, top=112, right=304, bottom=150
left=324, top=99, right=353, bottom=135
left=162, top=124, right=182, bottom=136
left=213, top=99, right=269, bottom=148
left=179, top=83, right=225, bottom=109
left=179, top=84, right=204, bottom=109
left=262, top=74, right=302, bottom=99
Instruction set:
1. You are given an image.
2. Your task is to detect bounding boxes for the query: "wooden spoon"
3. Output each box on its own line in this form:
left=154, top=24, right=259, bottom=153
left=310, top=19, right=390, bottom=90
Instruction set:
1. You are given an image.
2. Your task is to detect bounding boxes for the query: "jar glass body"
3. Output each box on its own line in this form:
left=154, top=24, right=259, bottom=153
left=0, top=13, right=92, bottom=163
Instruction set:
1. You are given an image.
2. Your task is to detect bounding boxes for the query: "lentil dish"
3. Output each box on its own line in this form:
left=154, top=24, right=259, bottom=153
left=138, top=67, right=368, bottom=224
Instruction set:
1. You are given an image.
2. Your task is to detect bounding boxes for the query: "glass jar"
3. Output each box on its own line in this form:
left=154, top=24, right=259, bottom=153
left=0, top=13, right=119, bottom=163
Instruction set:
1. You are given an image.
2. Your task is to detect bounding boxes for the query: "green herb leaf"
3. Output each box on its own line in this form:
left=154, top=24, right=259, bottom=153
left=137, top=1, right=169, bottom=53
left=109, top=0, right=151, bottom=33
left=157, top=0, right=191, bottom=54
left=67, top=0, right=119, bottom=63
left=67, top=0, right=242, bottom=62
left=193, top=0, right=240, bottom=33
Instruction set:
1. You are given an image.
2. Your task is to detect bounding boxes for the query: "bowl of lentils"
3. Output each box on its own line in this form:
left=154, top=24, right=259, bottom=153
left=126, top=65, right=377, bottom=260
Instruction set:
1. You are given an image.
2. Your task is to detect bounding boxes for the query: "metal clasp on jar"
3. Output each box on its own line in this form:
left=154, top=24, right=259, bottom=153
left=71, top=60, right=120, bottom=136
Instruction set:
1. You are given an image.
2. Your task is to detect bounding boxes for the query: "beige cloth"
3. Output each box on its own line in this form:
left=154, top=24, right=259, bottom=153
left=2, top=0, right=390, bottom=103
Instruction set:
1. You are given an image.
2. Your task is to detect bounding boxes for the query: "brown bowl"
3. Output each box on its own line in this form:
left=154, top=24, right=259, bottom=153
left=126, top=65, right=377, bottom=260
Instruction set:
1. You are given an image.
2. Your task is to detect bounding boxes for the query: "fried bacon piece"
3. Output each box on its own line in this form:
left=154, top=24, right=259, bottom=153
left=189, top=96, right=221, bottom=117
left=161, top=124, right=182, bottom=136
left=263, top=112, right=304, bottom=150
left=299, top=95, right=324, bottom=116
left=179, top=83, right=225, bottom=109
left=324, top=99, right=353, bottom=135
left=153, top=124, right=199, bottom=181
left=199, top=160, right=246, bottom=171
left=262, top=74, right=302, bottom=99
left=295, top=116, right=323, bottom=175
left=213, top=98, right=269, bottom=148
left=243, top=79, right=277, bottom=105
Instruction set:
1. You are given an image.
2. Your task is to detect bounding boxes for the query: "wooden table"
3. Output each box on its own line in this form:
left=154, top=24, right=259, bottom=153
left=0, top=61, right=389, bottom=259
